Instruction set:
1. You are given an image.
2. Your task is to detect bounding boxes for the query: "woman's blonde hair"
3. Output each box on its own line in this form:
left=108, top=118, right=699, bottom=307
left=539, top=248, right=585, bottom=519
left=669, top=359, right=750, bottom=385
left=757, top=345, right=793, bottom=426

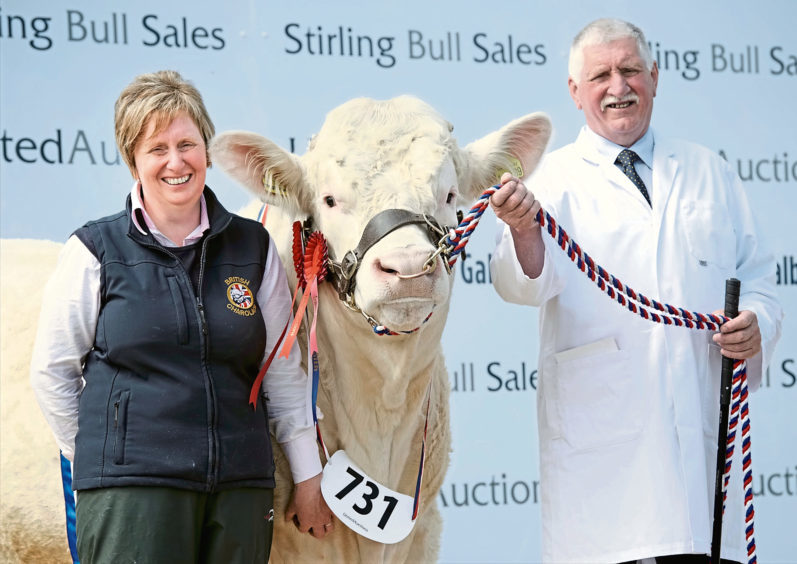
left=114, top=70, right=215, bottom=175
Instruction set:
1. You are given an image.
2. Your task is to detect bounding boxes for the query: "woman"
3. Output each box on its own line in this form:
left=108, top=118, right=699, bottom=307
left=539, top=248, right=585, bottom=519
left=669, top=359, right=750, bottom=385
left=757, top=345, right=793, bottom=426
left=30, top=70, right=333, bottom=562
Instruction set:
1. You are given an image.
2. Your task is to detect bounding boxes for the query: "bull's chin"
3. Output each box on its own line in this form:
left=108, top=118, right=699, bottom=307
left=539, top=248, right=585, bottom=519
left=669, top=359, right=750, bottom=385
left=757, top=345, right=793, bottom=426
left=366, top=298, right=436, bottom=332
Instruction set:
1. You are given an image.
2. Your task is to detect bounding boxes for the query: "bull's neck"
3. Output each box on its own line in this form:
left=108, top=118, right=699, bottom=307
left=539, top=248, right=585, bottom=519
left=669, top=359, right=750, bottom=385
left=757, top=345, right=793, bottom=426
left=316, top=309, right=446, bottom=489
left=317, top=291, right=446, bottom=417
left=326, top=327, right=441, bottom=407
left=309, top=285, right=450, bottom=505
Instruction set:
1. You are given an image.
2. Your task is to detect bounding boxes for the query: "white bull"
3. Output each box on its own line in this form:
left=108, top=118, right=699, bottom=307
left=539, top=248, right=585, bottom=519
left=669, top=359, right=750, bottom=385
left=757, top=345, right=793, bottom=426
left=210, top=95, right=551, bottom=563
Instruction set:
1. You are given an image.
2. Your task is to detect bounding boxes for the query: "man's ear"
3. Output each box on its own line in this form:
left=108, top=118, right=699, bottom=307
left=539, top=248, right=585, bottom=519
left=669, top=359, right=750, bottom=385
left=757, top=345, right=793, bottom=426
left=651, top=61, right=659, bottom=97
left=568, top=77, right=583, bottom=110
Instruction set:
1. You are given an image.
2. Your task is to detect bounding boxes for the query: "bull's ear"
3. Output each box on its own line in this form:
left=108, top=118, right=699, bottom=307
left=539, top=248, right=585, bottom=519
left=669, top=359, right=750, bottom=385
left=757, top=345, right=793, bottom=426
left=209, top=131, right=312, bottom=217
left=456, top=113, right=552, bottom=201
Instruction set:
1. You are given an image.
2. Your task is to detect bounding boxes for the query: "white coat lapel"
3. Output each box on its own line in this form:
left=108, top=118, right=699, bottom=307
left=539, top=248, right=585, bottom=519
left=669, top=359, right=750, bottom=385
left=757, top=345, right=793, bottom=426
left=652, top=137, right=679, bottom=219
left=574, top=129, right=654, bottom=209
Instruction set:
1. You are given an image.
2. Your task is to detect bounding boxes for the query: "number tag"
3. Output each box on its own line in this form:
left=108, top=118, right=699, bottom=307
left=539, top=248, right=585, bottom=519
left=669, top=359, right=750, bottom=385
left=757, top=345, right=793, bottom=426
left=321, top=450, right=416, bottom=544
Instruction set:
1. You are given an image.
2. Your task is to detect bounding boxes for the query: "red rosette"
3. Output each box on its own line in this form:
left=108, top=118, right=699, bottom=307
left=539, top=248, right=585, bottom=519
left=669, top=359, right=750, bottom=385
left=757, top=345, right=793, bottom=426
left=304, top=231, right=328, bottom=282
left=292, top=221, right=307, bottom=290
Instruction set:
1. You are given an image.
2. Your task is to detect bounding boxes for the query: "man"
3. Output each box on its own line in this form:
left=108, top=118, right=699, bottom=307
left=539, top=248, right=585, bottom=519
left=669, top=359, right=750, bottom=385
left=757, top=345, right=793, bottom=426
left=489, top=18, right=782, bottom=564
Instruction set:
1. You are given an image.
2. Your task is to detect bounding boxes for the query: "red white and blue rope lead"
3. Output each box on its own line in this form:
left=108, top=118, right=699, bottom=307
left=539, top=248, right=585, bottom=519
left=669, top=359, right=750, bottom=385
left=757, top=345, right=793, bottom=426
left=726, top=360, right=757, bottom=562
left=446, top=185, right=730, bottom=328
left=446, top=184, right=754, bottom=563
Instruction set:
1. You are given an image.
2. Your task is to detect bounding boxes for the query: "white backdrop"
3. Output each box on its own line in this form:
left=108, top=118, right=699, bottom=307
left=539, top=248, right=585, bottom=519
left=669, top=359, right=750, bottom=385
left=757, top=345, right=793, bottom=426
left=1, top=1, right=794, bottom=562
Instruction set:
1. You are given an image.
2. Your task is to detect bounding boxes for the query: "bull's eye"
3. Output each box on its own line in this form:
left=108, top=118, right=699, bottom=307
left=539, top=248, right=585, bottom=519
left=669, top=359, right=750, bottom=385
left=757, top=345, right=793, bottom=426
left=324, top=195, right=336, bottom=208
left=446, top=192, right=455, bottom=205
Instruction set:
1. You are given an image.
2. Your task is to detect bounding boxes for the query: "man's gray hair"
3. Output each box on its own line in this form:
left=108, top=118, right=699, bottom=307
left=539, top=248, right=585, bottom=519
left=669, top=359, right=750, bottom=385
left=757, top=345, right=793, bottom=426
left=568, top=18, right=654, bottom=83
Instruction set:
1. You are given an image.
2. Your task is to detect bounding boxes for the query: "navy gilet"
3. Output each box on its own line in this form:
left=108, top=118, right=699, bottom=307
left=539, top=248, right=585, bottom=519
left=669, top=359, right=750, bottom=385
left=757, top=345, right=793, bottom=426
left=71, top=187, right=275, bottom=492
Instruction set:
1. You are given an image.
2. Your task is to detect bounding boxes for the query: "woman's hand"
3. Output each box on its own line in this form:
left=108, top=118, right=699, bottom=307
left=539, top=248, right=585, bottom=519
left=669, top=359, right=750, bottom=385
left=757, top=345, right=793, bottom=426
left=285, top=473, right=335, bottom=539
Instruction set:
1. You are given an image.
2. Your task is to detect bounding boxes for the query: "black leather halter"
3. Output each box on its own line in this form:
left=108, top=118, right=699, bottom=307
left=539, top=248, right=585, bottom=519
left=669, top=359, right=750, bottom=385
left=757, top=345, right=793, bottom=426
left=319, top=208, right=449, bottom=303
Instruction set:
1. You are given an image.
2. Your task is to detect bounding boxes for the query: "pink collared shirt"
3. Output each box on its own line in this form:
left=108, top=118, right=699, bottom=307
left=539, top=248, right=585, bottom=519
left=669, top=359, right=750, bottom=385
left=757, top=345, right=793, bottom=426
left=130, top=181, right=211, bottom=247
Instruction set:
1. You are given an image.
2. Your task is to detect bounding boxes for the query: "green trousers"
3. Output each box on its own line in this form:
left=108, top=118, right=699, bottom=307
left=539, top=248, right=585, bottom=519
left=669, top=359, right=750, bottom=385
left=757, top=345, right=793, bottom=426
left=76, top=486, right=274, bottom=564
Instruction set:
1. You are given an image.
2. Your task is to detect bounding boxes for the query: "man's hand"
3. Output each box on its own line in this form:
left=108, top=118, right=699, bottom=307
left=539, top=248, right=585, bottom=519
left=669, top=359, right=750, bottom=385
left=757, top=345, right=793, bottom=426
left=712, top=309, right=761, bottom=359
left=489, top=172, right=542, bottom=234
left=285, top=473, right=334, bottom=539
left=490, top=172, right=546, bottom=279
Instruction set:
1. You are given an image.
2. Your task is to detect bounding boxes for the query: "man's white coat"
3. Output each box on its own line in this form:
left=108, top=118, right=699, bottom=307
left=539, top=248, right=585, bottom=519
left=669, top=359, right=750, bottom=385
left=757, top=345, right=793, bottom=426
left=491, top=127, right=782, bottom=563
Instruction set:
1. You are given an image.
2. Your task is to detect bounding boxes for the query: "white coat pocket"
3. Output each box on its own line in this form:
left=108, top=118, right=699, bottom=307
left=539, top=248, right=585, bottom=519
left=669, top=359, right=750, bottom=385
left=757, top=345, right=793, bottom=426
left=553, top=339, right=642, bottom=451
left=680, top=200, right=735, bottom=269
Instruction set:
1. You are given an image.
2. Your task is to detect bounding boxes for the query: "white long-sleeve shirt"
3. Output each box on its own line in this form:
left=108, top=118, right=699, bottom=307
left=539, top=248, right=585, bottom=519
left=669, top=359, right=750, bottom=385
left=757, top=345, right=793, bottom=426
left=30, top=185, right=321, bottom=483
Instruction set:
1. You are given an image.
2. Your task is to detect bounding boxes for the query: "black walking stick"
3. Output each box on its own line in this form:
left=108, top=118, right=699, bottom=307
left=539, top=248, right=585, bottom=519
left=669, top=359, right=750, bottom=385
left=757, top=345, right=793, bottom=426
left=710, top=277, right=741, bottom=564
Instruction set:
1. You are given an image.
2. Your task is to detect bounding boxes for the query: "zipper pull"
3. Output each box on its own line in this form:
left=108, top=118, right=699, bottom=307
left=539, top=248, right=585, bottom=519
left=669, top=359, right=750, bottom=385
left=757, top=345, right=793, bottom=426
left=114, top=400, right=120, bottom=426
left=197, top=298, right=208, bottom=335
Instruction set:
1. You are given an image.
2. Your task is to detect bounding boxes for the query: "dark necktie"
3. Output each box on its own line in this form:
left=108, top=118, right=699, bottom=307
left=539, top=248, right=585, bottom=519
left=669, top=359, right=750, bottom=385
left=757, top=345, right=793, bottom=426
left=615, top=149, right=651, bottom=206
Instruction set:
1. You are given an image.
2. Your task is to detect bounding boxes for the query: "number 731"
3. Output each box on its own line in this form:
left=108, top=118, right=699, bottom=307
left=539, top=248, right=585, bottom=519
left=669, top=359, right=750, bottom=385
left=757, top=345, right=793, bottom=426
left=335, top=466, right=399, bottom=530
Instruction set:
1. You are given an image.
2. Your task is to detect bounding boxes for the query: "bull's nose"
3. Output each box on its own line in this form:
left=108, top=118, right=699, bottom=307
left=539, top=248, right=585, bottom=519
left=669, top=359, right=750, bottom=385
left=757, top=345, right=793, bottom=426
left=375, top=247, right=438, bottom=279
left=396, top=259, right=437, bottom=279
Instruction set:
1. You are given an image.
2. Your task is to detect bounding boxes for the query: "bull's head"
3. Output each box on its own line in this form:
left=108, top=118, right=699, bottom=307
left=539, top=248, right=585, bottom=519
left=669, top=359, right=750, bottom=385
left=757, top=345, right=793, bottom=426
left=210, top=96, right=550, bottom=333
